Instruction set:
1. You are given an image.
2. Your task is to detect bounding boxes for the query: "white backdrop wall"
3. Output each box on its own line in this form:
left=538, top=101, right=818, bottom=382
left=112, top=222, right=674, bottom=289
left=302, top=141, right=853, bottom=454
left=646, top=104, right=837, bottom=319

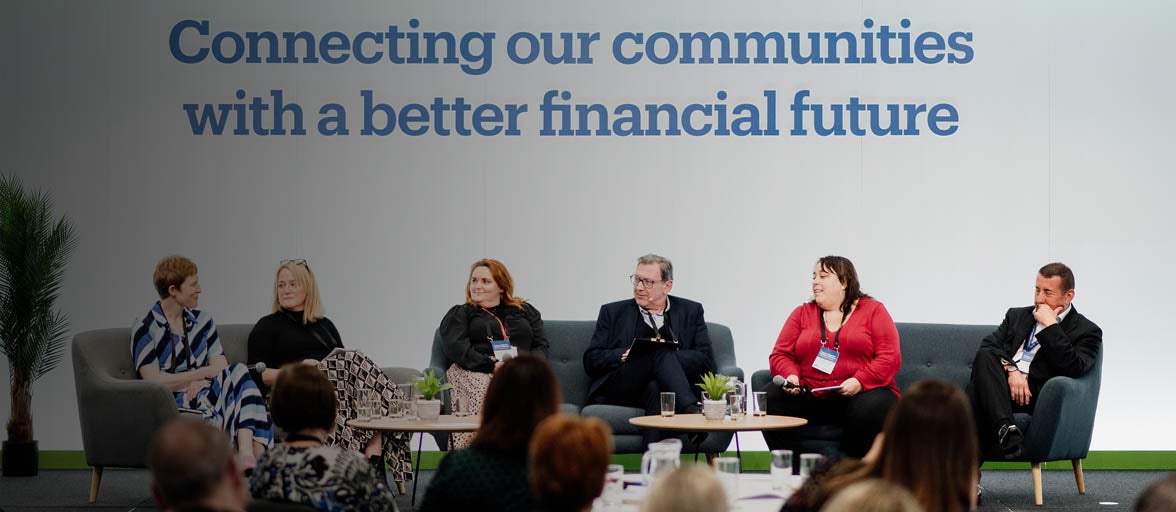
left=1, top=1, right=1173, bottom=452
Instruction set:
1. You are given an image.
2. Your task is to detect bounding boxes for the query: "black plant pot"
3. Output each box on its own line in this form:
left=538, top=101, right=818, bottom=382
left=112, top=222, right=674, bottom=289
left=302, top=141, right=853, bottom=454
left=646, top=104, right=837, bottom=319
left=2, top=440, right=38, bottom=476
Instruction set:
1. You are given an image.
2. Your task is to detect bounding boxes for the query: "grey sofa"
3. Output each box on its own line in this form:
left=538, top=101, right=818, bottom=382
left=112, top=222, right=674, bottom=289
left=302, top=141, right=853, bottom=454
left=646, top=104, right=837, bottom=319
left=750, top=322, right=1103, bottom=506
left=429, top=320, right=744, bottom=454
left=71, top=324, right=420, bottom=503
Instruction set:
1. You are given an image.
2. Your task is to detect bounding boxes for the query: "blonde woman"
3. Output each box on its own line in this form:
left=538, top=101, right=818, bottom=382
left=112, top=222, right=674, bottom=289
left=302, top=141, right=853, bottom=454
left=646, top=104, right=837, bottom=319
left=640, top=463, right=730, bottom=512
left=247, top=259, right=411, bottom=490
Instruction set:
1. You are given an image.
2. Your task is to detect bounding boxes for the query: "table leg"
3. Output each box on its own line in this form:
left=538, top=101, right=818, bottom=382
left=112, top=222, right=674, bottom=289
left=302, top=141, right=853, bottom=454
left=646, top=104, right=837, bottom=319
left=735, top=432, right=742, bottom=472
left=411, top=433, right=424, bottom=507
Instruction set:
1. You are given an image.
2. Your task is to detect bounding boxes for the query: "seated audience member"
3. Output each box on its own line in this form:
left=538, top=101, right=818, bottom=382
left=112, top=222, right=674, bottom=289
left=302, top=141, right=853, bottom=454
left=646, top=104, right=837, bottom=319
left=149, top=417, right=249, bottom=512
left=583, top=254, right=715, bottom=446
left=763, top=255, right=900, bottom=458
left=821, top=479, right=923, bottom=512
left=786, top=379, right=977, bottom=512
left=640, top=463, right=730, bottom=512
left=529, top=414, right=613, bottom=512
left=134, top=255, right=272, bottom=472
left=438, top=258, right=549, bottom=449
left=248, top=259, right=411, bottom=488
left=420, top=355, right=561, bottom=512
left=966, top=262, right=1102, bottom=460
left=1136, top=474, right=1176, bottom=512
left=250, top=364, right=396, bottom=512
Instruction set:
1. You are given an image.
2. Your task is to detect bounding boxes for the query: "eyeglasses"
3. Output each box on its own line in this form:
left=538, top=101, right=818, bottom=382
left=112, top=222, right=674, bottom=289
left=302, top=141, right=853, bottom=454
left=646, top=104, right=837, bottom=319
left=629, top=275, right=664, bottom=288
left=280, top=259, right=308, bottom=267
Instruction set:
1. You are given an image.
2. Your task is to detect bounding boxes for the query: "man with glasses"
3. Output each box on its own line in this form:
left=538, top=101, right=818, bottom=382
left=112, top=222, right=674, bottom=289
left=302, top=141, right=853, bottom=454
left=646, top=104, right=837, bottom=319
left=583, top=254, right=715, bottom=445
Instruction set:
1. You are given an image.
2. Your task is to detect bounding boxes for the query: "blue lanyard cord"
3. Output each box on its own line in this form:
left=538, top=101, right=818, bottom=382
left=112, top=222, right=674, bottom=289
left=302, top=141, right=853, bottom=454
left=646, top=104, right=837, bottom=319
left=1025, top=324, right=1039, bottom=352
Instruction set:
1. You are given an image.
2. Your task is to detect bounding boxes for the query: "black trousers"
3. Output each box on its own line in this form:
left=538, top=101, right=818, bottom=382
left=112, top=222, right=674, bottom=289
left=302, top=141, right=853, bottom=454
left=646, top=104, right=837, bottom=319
left=966, top=346, right=1035, bottom=458
left=760, top=384, right=896, bottom=458
left=590, top=347, right=699, bottom=446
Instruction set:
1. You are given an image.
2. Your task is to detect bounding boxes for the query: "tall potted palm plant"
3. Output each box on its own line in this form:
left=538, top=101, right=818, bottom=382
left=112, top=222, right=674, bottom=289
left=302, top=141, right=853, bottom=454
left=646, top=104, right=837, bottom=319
left=0, top=175, right=76, bottom=476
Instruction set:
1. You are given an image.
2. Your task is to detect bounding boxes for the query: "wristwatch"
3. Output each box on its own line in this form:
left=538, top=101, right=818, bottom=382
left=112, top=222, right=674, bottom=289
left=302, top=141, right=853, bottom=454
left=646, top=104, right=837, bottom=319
left=1000, top=358, right=1019, bottom=373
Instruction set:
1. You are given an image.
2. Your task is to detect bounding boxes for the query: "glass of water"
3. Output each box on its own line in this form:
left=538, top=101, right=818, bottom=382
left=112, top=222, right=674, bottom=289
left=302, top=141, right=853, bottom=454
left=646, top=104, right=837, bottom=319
left=799, top=453, right=824, bottom=481
left=770, top=449, right=793, bottom=491
left=715, top=456, right=741, bottom=502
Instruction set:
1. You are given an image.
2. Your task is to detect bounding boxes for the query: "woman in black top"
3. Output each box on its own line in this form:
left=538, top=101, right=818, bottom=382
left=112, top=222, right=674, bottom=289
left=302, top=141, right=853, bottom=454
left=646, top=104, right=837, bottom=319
left=247, top=259, right=412, bottom=491
left=439, top=258, right=549, bottom=449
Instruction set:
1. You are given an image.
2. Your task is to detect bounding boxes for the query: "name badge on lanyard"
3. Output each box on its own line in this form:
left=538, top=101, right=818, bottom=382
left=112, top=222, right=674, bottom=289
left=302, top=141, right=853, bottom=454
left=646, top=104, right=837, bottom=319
left=812, top=309, right=844, bottom=375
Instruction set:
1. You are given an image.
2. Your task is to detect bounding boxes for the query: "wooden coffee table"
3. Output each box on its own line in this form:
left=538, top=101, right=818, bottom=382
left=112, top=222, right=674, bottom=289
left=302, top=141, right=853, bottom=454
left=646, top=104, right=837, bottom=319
left=348, top=414, right=481, bottom=505
left=629, top=414, right=807, bottom=466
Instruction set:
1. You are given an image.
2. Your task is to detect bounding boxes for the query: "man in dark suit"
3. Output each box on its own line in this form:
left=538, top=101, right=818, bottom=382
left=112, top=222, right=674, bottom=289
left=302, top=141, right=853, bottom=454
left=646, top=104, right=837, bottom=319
left=967, top=262, right=1102, bottom=459
left=583, top=254, right=716, bottom=433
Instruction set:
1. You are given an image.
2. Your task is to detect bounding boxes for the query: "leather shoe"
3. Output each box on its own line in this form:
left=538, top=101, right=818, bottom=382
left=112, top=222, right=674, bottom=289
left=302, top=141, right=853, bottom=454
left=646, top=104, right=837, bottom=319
left=687, top=432, right=708, bottom=447
left=998, top=424, right=1023, bottom=459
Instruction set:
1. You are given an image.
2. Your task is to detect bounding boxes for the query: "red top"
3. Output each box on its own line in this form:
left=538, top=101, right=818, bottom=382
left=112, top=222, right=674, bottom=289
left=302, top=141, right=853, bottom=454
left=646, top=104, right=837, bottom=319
left=769, top=298, right=901, bottom=397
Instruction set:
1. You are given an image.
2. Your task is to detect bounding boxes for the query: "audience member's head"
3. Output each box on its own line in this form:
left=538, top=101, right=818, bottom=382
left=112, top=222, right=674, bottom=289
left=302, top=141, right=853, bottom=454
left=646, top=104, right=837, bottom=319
left=822, top=478, right=924, bottom=512
left=471, top=354, right=561, bottom=459
left=270, top=364, right=337, bottom=437
left=529, top=414, right=613, bottom=512
left=871, top=379, right=978, bottom=512
left=148, top=417, right=247, bottom=512
left=640, top=463, right=730, bottom=512
left=1136, top=473, right=1176, bottom=512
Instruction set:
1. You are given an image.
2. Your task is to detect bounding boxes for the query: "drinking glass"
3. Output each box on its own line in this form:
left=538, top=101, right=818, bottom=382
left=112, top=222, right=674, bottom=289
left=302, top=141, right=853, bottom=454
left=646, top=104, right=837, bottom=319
left=799, top=453, right=823, bottom=480
left=368, top=390, right=385, bottom=420
left=453, top=394, right=470, bottom=417
left=659, top=392, right=676, bottom=417
left=715, top=456, right=741, bottom=502
left=753, top=391, right=768, bottom=416
left=769, top=449, right=793, bottom=491
left=355, top=389, right=372, bottom=421
left=601, top=463, right=624, bottom=508
left=726, top=391, right=743, bottom=420
left=399, top=383, right=419, bottom=421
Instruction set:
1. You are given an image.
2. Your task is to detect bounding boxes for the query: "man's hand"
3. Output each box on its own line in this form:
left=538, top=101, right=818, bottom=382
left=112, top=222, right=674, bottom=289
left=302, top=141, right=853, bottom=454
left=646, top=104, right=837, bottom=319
left=783, top=375, right=801, bottom=395
left=839, top=377, right=863, bottom=397
left=183, top=379, right=210, bottom=398
left=1033, top=303, right=1064, bottom=327
left=1008, top=370, right=1032, bottom=406
left=621, top=349, right=630, bottom=362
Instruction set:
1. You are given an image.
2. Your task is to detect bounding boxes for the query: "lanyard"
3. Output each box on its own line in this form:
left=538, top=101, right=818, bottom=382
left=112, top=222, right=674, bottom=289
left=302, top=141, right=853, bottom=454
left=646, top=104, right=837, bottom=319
left=481, top=307, right=510, bottom=342
left=818, top=308, right=843, bottom=350
left=1025, top=324, right=1040, bottom=352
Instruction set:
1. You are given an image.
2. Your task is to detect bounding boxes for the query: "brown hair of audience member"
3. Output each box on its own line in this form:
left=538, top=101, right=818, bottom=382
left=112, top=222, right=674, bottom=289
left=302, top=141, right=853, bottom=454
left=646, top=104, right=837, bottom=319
left=640, top=463, right=730, bottom=512
left=153, top=255, right=198, bottom=299
left=529, top=414, right=613, bottom=512
left=1136, top=473, right=1176, bottom=512
left=470, top=354, right=561, bottom=459
left=464, top=258, right=527, bottom=309
left=270, top=364, right=337, bottom=435
left=822, top=478, right=923, bottom=512
left=148, top=417, right=246, bottom=511
left=871, top=379, right=978, bottom=512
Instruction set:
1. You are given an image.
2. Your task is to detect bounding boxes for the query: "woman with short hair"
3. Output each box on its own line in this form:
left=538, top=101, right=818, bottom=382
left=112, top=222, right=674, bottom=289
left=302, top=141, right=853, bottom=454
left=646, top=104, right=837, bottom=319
left=132, top=255, right=272, bottom=472
left=250, top=364, right=397, bottom=512
left=529, top=415, right=613, bottom=512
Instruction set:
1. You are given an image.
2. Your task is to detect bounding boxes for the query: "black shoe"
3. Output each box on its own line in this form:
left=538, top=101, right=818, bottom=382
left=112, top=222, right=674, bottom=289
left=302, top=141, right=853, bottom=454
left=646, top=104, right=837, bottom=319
left=687, top=432, right=709, bottom=447
left=998, top=424, right=1023, bottom=459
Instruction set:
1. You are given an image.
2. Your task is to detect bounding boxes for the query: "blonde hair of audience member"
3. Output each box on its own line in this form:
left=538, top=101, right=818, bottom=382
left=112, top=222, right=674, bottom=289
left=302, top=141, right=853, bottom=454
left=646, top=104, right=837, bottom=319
left=1136, top=473, right=1176, bottom=512
left=821, top=479, right=923, bottom=512
left=148, top=417, right=248, bottom=512
left=640, top=463, right=730, bottom=512
left=529, top=414, right=613, bottom=512
left=270, top=260, right=325, bottom=323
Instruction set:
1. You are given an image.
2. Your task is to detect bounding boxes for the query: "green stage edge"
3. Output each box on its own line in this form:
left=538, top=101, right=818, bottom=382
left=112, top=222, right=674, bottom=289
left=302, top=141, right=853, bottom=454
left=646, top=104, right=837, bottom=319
left=4, top=450, right=1174, bottom=472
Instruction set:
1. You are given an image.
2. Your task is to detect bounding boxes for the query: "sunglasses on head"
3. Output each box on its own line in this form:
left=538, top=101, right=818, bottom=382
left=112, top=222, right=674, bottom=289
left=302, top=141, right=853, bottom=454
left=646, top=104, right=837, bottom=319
left=280, top=259, right=308, bottom=267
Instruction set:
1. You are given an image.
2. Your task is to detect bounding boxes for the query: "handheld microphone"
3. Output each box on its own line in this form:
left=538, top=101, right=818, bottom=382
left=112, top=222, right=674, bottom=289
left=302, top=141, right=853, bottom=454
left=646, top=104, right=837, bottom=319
left=772, top=375, right=800, bottom=389
left=249, top=362, right=267, bottom=373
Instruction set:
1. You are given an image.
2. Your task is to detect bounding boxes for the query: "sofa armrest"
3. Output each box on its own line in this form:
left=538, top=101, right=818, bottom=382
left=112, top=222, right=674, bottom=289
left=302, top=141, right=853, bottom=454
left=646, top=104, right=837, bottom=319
left=382, top=367, right=421, bottom=385
left=718, top=365, right=745, bottom=382
left=1021, top=373, right=1099, bottom=461
left=76, top=378, right=179, bottom=467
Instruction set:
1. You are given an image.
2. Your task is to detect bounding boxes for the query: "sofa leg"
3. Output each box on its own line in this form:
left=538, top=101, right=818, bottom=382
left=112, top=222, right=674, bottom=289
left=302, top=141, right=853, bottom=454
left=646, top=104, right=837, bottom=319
left=397, top=481, right=407, bottom=495
left=1032, top=463, right=1043, bottom=506
left=1072, top=459, right=1086, bottom=494
left=89, top=466, right=103, bottom=503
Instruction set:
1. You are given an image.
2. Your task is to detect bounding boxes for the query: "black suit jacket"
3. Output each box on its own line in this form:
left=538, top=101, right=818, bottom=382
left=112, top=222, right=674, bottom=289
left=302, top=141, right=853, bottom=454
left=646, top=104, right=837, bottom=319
left=583, top=296, right=715, bottom=398
left=979, top=305, right=1102, bottom=395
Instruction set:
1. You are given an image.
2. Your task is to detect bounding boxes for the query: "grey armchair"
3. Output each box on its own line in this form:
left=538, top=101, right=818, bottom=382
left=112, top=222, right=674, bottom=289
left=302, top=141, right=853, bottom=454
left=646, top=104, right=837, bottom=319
left=72, top=324, right=420, bottom=502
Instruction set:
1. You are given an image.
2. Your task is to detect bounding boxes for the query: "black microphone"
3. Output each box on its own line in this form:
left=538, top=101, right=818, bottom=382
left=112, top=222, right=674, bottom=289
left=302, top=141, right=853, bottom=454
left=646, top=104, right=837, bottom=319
left=772, top=375, right=800, bottom=389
